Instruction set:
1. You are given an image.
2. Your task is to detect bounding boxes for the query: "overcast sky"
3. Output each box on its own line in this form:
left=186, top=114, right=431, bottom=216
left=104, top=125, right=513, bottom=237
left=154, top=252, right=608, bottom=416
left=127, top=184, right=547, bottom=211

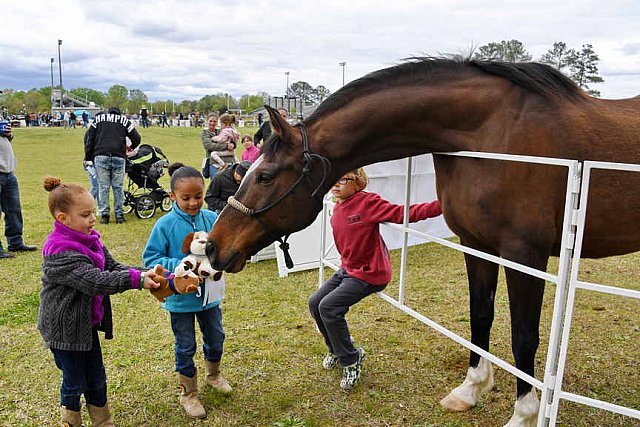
left=2, top=0, right=640, bottom=101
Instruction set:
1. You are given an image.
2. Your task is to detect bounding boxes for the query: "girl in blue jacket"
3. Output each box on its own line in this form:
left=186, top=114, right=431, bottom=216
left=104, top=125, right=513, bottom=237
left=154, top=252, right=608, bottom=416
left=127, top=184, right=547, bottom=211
left=143, top=163, right=231, bottom=419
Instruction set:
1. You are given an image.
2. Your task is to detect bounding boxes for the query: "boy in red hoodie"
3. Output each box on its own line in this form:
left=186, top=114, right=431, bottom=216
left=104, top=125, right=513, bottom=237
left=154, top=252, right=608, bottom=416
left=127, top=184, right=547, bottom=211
left=308, top=168, right=442, bottom=390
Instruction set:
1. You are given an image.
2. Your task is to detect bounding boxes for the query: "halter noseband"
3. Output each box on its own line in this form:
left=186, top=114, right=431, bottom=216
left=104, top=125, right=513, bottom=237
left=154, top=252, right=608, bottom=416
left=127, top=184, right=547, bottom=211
left=227, top=122, right=331, bottom=268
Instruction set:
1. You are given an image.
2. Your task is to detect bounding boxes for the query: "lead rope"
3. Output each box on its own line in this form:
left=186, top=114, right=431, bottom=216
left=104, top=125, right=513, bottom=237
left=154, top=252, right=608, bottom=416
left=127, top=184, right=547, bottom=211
left=277, top=234, right=294, bottom=269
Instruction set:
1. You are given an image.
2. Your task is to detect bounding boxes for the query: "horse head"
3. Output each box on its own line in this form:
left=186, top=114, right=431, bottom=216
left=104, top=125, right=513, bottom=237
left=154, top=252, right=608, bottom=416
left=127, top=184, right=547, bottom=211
left=206, top=105, right=332, bottom=273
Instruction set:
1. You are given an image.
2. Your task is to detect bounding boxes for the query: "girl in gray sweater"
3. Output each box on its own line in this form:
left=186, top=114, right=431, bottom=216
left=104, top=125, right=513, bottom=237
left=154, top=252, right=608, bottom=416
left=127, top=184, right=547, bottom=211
left=37, top=177, right=159, bottom=427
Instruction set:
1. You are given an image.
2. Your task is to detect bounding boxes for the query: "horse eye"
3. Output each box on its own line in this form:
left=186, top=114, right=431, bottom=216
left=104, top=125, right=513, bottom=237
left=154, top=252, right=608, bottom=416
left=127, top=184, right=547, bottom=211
left=256, top=172, right=273, bottom=184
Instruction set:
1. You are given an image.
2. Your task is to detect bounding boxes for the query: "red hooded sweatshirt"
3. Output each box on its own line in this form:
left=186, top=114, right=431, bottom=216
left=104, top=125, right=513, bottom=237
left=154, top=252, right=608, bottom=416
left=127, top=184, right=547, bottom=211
left=331, top=191, right=442, bottom=285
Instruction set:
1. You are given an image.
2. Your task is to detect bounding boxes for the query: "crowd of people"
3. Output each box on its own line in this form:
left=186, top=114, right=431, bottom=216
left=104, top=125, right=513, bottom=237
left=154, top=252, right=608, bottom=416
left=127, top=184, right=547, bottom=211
left=0, top=105, right=443, bottom=425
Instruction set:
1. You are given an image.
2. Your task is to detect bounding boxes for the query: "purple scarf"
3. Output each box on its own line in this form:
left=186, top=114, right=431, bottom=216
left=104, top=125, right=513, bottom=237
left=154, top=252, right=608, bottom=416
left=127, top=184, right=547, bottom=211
left=43, top=221, right=106, bottom=324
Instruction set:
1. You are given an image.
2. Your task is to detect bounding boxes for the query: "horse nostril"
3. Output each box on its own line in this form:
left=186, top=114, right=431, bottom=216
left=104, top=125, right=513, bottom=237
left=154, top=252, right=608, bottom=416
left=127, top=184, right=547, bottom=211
left=205, top=239, right=218, bottom=265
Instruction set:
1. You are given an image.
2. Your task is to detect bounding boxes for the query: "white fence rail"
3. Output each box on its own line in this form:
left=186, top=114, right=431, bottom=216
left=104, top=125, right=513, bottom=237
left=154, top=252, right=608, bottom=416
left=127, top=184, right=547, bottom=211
left=318, top=153, right=640, bottom=426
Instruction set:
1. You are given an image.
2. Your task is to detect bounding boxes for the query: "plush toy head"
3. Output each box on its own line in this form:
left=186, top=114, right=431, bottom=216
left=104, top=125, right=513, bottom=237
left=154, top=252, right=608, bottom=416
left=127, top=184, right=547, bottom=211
left=181, top=231, right=209, bottom=256
left=149, top=264, right=200, bottom=302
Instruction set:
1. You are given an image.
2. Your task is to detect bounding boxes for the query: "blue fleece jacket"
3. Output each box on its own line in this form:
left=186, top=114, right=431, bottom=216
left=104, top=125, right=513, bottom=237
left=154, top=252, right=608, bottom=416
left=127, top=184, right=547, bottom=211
left=143, top=204, right=219, bottom=312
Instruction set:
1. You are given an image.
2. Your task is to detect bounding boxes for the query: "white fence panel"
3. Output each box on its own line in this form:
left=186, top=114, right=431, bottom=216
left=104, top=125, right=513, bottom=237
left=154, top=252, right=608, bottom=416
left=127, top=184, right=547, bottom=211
left=318, top=153, right=639, bottom=426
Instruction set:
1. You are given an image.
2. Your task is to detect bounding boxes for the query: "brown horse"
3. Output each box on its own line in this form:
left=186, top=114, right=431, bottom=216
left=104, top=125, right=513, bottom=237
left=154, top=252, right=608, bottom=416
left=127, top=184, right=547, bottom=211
left=206, top=58, right=640, bottom=426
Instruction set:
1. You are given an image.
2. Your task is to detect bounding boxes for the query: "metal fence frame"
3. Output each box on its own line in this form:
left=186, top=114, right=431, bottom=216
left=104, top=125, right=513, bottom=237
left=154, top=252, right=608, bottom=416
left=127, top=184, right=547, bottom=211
left=318, top=152, right=640, bottom=426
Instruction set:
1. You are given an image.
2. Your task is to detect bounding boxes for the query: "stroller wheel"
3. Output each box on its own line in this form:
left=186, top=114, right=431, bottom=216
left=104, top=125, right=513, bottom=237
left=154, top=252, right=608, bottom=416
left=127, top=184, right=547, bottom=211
left=134, top=194, right=156, bottom=219
left=123, top=192, right=134, bottom=214
left=160, top=194, right=173, bottom=212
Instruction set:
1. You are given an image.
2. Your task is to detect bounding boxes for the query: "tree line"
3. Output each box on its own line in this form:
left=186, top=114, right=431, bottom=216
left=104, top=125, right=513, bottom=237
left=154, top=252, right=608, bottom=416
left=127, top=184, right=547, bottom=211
left=473, top=40, right=604, bottom=96
left=0, top=39, right=604, bottom=115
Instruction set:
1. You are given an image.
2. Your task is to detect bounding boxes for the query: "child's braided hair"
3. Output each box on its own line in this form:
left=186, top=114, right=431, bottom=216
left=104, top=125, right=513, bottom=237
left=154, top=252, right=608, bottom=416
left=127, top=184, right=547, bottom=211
left=168, top=162, right=204, bottom=191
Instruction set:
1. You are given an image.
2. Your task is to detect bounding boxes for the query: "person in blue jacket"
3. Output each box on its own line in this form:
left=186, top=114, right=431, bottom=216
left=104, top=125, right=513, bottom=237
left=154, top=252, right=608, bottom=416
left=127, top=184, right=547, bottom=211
left=143, top=162, right=231, bottom=419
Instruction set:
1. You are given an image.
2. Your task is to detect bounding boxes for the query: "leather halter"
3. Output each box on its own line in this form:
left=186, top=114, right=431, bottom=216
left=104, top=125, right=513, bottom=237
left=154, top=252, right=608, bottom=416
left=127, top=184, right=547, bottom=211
left=227, top=122, right=331, bottom=268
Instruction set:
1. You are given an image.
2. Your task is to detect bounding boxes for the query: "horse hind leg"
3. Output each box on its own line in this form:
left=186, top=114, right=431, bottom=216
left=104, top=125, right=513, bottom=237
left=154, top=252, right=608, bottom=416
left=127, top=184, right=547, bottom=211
left=441, top=252, right=498, bottom=412
left=501, top=248, right=548, bottom=427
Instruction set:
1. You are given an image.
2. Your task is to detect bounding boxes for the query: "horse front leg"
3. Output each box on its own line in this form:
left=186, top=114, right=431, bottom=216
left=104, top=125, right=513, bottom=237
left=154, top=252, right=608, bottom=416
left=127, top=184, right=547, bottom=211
left=441, top=251, right=498, bottom=412
left=502, top=251, right=548, bottom=427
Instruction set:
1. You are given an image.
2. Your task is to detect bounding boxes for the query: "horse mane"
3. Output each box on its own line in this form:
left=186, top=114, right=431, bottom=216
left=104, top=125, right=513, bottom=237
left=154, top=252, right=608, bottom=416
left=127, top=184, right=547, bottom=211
left=308, top=56, right=584, bottom=122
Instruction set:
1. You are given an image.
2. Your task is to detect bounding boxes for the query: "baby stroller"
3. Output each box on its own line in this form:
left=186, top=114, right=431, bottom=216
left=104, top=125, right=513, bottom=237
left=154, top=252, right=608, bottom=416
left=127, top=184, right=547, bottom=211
left=123, top=144, right=172, bottom=219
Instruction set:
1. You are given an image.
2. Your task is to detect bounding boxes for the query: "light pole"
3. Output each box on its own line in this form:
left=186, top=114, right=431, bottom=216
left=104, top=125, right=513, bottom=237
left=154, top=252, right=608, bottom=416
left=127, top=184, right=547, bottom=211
left=50, top=57, right=54, bottom=104
left=285, top=71, right=290, bottom=97
left=57, top=40, right=64, bottom=109
left=339, top=62, right=346, bottom=87
left=57, top=39, right=63, bottom=90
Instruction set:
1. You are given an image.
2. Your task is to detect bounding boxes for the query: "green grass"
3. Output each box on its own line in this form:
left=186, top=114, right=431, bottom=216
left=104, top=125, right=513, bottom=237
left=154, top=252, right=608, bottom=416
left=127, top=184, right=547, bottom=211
left=0, top=127, right=638, bottom=426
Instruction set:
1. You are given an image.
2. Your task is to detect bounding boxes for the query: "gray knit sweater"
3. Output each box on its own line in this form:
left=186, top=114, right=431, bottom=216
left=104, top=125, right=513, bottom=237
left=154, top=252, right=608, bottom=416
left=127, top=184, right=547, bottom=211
left=38, top=247, right=142, bottom=352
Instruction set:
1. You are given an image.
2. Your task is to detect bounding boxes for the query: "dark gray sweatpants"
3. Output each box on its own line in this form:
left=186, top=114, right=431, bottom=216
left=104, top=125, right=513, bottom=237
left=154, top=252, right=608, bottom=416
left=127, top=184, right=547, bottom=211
left=308, top=268, right=387, bottom=366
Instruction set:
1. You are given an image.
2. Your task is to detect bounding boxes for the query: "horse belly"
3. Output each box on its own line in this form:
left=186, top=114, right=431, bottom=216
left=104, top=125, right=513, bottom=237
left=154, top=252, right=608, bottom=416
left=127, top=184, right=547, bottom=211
left=579, top=170, right=640, bottom=258
left=435, top=160, right=561, bottom=255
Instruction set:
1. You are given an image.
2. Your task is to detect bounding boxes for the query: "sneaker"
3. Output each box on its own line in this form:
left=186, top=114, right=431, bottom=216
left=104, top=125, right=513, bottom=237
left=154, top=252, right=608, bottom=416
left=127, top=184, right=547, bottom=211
left=322, top=352, right=339, bottom=370
left=115, top=216, right=125, bottom=224
left=100, top=215, right=110, bottom=224
left=340, top=347, right=365, bottom=390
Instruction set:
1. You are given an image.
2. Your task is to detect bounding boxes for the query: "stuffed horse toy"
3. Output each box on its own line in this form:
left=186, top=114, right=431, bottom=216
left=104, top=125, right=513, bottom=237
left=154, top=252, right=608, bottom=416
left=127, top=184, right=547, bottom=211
left=175, top=231, right=223, bottom=281
left=148, top=265, right=200, bottom=302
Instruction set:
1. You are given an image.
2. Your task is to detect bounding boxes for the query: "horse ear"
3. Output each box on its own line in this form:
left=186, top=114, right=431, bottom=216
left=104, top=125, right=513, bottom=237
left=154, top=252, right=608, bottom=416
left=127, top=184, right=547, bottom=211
left=265, top=105, right=295, bottom=143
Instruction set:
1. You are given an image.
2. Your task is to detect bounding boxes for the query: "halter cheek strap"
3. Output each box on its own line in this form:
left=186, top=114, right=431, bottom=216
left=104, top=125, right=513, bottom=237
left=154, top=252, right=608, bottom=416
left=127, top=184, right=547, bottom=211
left=226, top=122, right=331, bottom=269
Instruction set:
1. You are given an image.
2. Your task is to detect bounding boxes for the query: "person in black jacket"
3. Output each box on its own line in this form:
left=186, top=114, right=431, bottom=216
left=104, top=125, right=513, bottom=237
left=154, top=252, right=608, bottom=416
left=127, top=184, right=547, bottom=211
left=84, top=107, right=141, bottom=224
left=253, top=108, right=288, bottom=149
left=139, top=106, right=149, bottom=128
left=204, top=161, right=251, bottom=213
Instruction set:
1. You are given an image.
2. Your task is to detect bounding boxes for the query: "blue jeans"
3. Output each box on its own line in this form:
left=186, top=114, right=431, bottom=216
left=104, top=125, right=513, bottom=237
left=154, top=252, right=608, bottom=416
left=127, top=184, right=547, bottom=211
left=51, top=329, right=107, bottom=411
left=94, top=155, right=126, bottom=218
left=170, top=307, right=225, bottom=377
left=208, top=163, right=221, bottom=179
left=83, top=163, right=100, bottom=202
left=308, top=268, right=386, bottom=366
left=0, top=172, right=25, bottom=251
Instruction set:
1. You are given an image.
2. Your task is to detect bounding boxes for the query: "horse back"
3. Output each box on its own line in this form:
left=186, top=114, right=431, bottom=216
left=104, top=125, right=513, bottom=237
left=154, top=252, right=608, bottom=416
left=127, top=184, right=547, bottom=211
left=433, top=95, right=640, bottom=260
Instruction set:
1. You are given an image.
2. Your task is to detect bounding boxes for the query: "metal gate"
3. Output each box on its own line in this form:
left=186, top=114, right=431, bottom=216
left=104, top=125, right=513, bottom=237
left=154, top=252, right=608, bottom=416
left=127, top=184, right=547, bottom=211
left=317, top=152, right=640, bottom=426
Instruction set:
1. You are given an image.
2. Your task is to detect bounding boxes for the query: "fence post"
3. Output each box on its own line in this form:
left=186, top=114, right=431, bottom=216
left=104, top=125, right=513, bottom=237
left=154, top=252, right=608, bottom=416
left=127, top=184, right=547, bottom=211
left=537, top=161, right=582, bottom=426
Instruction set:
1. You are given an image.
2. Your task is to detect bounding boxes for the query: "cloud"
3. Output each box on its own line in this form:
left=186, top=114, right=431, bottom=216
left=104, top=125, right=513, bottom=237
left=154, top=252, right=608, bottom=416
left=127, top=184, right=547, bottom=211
left=619, top=43, right=640, bottom=56
left=2, top=0, right=639, bottom=100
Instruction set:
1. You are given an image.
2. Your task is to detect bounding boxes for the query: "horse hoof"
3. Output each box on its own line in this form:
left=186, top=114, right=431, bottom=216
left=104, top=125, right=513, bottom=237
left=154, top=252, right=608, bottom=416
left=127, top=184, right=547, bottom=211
left=440, top=393, right=475, bottom=412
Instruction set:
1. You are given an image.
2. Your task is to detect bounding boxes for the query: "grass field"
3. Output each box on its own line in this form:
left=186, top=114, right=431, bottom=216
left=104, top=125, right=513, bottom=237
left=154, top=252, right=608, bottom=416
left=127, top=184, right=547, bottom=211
left=0, top=127, right=638, bottom=426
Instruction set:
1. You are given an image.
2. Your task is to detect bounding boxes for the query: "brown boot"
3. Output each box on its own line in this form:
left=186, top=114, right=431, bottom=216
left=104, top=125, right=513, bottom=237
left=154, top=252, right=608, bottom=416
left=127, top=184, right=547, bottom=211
left=61, top=406, right=82, bottom=427
left=87, top=402, right=114, bottom=427
left=205, top=360, right=232, bottom=394
left=179, top=373, right=206, bottom=418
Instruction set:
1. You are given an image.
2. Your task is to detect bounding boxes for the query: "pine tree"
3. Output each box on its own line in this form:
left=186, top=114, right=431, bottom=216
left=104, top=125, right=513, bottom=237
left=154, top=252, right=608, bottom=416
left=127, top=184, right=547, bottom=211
left=474, top=40, right=532, bottom=62
left=539, top=42, right=575, bottom=72
left=569, top=44, right=604, bottom=97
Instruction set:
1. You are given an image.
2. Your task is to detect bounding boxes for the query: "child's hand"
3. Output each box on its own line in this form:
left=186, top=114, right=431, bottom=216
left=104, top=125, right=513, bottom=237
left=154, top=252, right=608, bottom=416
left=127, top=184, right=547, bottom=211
left=142, top=272, right=160, bottom=290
